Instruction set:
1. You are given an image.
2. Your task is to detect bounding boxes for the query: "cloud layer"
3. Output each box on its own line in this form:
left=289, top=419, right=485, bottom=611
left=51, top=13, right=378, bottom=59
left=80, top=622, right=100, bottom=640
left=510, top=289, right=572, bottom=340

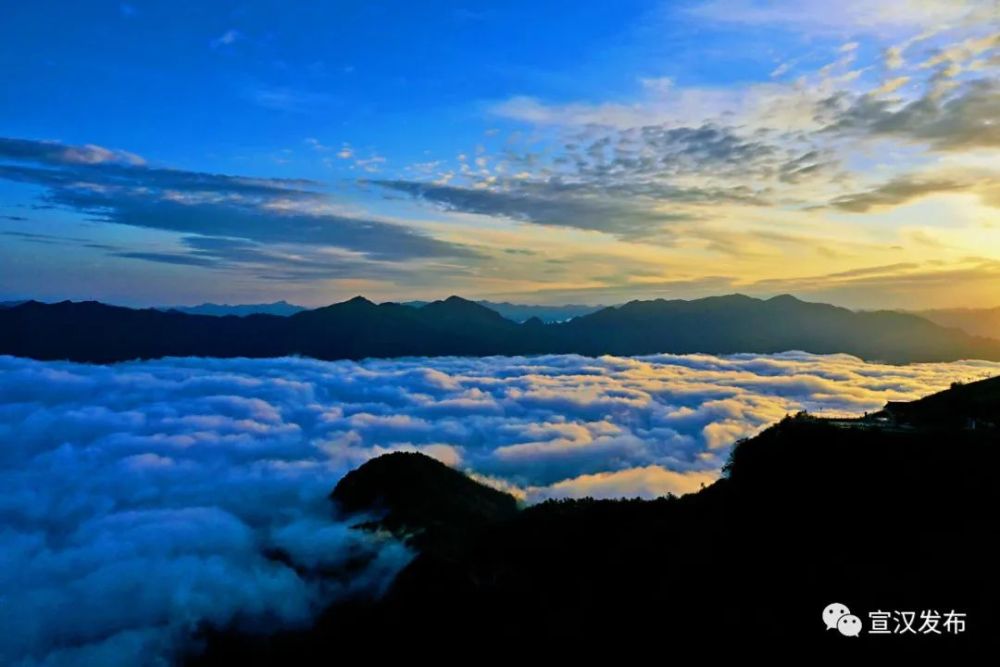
left=0, top=137, right=475, bottom=280
left=2, top=352, right=997, bottom=664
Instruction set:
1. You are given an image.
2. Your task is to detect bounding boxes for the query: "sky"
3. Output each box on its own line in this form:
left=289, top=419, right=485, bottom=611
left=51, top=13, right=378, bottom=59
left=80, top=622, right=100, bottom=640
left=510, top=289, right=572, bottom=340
left=0, top=0, right=998, bottom=309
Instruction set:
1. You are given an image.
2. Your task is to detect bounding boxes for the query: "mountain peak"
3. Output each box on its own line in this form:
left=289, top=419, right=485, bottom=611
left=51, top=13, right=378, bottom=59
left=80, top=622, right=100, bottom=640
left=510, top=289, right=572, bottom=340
left=331, top=452, right=518, bottom=550
left=766, top=294, right=803, bottom=304
left=421, top=295, right=506, bottom=320
left=296, top=295, right=376, bottom=317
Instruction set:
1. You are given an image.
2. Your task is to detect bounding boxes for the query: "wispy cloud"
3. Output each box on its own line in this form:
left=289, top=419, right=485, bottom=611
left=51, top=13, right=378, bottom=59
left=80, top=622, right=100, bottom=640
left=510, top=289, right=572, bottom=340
left=0, top=137, right=478, bottom=278
left=210, top=28, right=243, bottom=49
left=247, top=85, right=335, bottom=113
left=371, top=179, right=699, bottom=239
left=826, top=170, right=1000, bottom=212
left=687, top=0, right=985, bottom=34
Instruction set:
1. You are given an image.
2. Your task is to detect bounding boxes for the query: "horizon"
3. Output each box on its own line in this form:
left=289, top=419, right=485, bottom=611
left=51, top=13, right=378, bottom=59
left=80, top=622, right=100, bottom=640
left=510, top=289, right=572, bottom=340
left=8, top=290, right=1000, bottom=313
left=2, top=1, right=998, bottom=310
left=6, top=291, right=1000, bottom=315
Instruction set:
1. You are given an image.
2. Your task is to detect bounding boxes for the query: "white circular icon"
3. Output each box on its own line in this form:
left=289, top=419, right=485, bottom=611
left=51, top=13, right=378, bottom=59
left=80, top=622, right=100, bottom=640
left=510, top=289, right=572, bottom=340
left=837, top=614, right=862, bottom=637
left=823, top=602, right=851, bottom=630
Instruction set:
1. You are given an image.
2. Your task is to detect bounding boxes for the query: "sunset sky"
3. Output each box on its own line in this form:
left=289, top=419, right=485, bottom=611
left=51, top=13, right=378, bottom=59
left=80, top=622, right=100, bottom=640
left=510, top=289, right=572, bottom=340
left=1, top=0, right=998, bottom=308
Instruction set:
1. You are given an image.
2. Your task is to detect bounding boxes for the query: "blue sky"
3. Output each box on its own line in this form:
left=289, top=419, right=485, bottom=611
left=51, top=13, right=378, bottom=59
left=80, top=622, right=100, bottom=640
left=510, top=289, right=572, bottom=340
left=1, top=1, right=998, bottom=307
left=3, top=1, right=655, bottom=174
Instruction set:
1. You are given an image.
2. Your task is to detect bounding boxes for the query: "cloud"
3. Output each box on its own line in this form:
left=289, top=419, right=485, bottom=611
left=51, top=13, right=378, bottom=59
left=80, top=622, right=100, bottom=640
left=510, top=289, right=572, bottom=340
left=687, top=0, right=984, bottom=34
left=127, top=235, right=431, bottom=281
left=884, top=45, right=906, bottom=70
left=472, top=11, right=998, bottom=252
left=822, top=78, right=1000, bottom=151
left=211, top=29, right=243, bottom=49
left=371, top=179, right=697, bottom=238
left=112, top=235, right=480, bottom=284
left=825, top=172, right=996, bottom=212
left=527, top=466, right=719, bottom=502
left=2, top=351, right=996, bottom=664
left=462, top=86, right=869, bottom=243
left=247, top=86, right=335, bottom=113
left=482, top=255, right=1000, bottom=310
left=0, top=356, right=418, bottom=666
left=0, top=137, right=477, bottom=273
left=0, top=137, right=145, bottom=167
left=114, top=250, right=220, bottom=267
left=872, top=75, right=911, bottom=96
left=747, top=258, right=1000, bottom=307
left=370, top=121, right=808, bottom=239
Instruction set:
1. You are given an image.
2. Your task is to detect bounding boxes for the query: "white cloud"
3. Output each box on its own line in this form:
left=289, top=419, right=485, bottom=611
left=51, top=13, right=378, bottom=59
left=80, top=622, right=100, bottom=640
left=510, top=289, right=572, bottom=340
left=210, top=29, right=243, bottom=49
left=471, top=3, right=999, bottom=255
left=1, top=351, right=997, bottom=664
left=527, top=465, right=719, bottom=502
left=687, top=0, right=984, bottom=34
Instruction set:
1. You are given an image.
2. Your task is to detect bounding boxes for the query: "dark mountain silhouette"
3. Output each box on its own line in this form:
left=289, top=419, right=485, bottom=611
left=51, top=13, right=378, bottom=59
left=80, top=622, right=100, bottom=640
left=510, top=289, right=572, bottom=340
left=475, top=300, right=604, bottom=322
left=152, top=297, right=602, bottom=322
left=189, top=376, right=999, bottom=662
left=555, top=294, right=1000, bottom=362
left=2, top=294, right=999, bottom=364
left=332, top=452, right=518, bottom=554
left=0, top=300, right=290, bottom=363
left=405, top=299, right=604, bottom=322
left=158, top=300, right=306, bottom=317
left=882, top=375, right=1000, bottom=428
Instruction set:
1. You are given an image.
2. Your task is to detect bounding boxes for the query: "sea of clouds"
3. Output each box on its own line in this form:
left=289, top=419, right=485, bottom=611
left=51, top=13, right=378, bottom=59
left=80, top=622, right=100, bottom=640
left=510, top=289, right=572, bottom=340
left=2, top=351, right=997, bottom=665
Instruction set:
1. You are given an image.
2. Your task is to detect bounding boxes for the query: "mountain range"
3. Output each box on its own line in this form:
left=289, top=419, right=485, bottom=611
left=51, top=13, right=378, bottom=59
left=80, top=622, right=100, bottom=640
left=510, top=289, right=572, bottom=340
left=189, top=375, right=1000, bottom=660
left=405, top=299, right=604, bottom=322
left=2, top=293, right=999, bottom=364
left=156, top=300, right=306, bottom=317
left=151, top=299, right=602, bottom=322
left=137, top=299, right=1000, bottom=340
left=905, top=307, right=1000, bottom=340
left=23, top=296, right=1000, bottom=339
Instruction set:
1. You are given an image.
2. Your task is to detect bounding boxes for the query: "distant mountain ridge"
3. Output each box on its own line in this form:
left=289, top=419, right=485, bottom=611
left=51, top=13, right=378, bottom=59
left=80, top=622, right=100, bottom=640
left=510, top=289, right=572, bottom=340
left=24, top=298, right=1000, bottom=333
left=148, top=299, right=600, bottom=321
left=2, top=293, right=999, bottom=364
left=904, top=306, right=1000, bottom=340
left=158, top=301, right=306, bottom=317
left=405, top=300, right=604, bottom=322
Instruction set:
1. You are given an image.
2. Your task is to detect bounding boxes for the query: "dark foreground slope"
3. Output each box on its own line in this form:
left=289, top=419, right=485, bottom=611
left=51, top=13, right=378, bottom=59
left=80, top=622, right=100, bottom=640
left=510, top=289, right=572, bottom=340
left=3, top=293, right=999, bottom=363
left=884, top=374, right=1000, bottom=427
left=190, top=379, right=1000, bottom=662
